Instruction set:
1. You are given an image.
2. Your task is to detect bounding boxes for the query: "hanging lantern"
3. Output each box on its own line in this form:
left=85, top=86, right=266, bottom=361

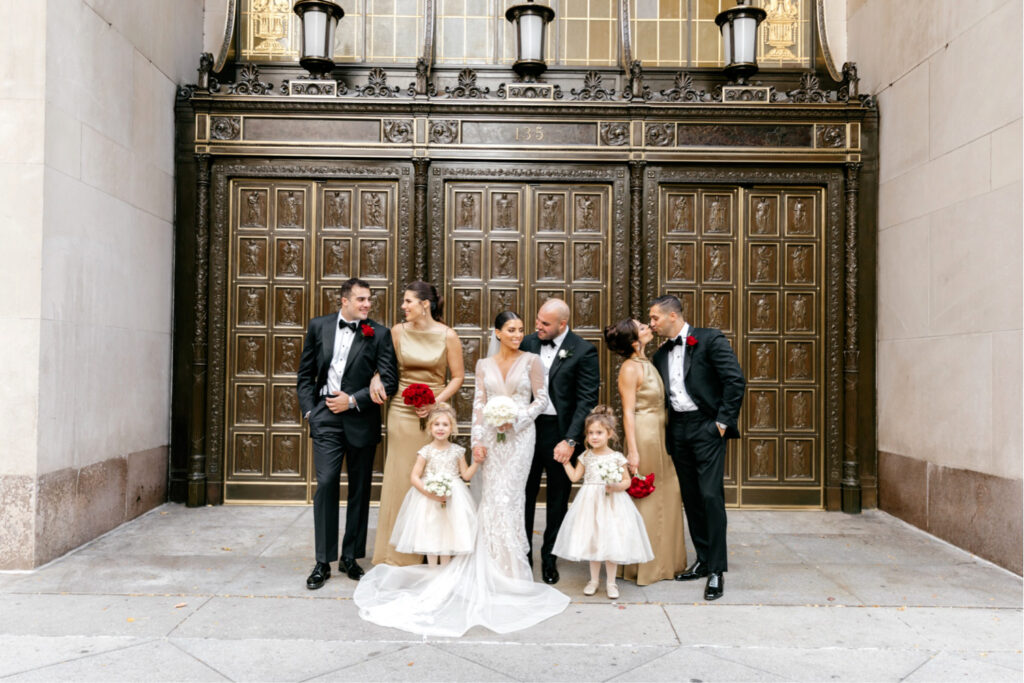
left=505, top=0, right=555, bottom=82
left=293, top=0, right=344, bottom=78
left=715, top=0, right=767, bottom=84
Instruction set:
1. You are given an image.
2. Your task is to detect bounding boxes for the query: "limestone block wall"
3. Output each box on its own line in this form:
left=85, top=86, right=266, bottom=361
left=0, top=0, right=203, bottom=569
left=848, top=0, right=1022, bottom=573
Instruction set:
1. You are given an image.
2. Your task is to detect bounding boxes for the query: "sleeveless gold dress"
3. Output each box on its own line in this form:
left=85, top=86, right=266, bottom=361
left=372, top=326, right=449, bottom=566
left=620, top=358, right=688, bottom=585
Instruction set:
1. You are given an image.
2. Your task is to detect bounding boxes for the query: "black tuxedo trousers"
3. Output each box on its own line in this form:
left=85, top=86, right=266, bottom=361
left=669, top=411, right=729, bottom=573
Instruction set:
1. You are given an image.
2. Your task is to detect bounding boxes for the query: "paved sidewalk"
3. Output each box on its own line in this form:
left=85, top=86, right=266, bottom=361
left=0, top=505, right=1020, bottom=682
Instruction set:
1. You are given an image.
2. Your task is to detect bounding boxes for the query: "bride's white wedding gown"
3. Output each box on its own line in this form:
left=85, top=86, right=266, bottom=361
left=354, top=353, right=569, bottom=636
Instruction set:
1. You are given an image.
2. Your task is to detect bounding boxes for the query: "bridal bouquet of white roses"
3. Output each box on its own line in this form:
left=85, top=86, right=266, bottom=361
left=423, top=473, right=453, bottom=508
left=482, top=396, right=519, bottom=442
left=593, top=460, right=625, bottom=495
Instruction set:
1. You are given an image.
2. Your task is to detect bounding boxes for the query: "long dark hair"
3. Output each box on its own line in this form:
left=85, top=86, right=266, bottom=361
left=405, top=281, right=443, bottom=321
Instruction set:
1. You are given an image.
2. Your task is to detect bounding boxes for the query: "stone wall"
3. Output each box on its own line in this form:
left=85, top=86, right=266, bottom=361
left=848, top=0, right=1022, bottom=573
left=0, top=0, right=203, bottom=569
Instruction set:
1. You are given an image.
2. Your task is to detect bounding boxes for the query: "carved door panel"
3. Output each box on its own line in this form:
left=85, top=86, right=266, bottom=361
left=225, top=179, right=398, bottom=503
left=658, top=185, right=825, bottom=507
left=445, top=182, right=614, bottom=439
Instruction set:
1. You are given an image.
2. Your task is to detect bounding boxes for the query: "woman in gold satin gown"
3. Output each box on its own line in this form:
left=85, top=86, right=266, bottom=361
left=372, top=282, right=464, bottom=566
left=604, top=319, right=687, bottom=585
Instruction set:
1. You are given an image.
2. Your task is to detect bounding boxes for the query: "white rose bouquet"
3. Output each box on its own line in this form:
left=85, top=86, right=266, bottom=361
left=482, top=395, right=519, bottom=443
left=593, top=460, right=625, bottom=495
left=423, top=472, right=453, bottom=508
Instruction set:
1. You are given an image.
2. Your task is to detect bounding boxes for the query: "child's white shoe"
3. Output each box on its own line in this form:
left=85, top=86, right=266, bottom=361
left=583, top=580, right=599, bottom=596
left=606, top=581, right=619, bottom=599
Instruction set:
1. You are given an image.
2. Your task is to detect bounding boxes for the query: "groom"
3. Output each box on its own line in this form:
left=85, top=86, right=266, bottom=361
left=521, top=298, right=600, bottom=584
left=649, top=294, right=745, bottom=600
left=297, top=277, right=398, bottom=589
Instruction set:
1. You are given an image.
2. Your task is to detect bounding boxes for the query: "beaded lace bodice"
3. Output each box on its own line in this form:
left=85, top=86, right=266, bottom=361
left=419, top=443, right=465, bottom=480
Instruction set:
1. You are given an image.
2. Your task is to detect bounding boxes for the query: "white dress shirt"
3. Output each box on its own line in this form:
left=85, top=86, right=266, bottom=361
left=668, top=323, right=699, bottom=413
left=538, top=328, right=569, bottom=416
left=325, top=313, right=358, bottom=396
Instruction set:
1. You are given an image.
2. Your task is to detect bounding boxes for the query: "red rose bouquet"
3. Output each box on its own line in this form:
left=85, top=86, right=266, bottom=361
left=627, top=472, right=656, bottom=499
left=402, top=383, right=436, bottom=430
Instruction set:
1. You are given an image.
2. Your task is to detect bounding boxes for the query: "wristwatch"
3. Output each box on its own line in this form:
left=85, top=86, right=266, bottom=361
left=348, top=395, right=357, bottom=411
left=566, top=439, right=576, bottom=449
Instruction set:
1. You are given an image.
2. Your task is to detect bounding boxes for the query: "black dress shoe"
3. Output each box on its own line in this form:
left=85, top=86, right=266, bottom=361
left=541, top=559, right=559, bottom=585
left=704, top=572, right=724, bottom=601
left=339, top=557, right=365, bottom=580
left=675, top=559, right=709, bottom=581
left=306, top=562, right=331, bottom=590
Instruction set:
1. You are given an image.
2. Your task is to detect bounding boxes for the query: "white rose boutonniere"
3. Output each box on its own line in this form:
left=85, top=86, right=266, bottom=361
left=558, top=348, right=572, bottom=360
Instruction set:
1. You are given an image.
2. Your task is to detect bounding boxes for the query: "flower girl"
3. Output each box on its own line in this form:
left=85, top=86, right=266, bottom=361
left=390, top=403, right=479, bottom=566
left=552, top=406, right=653, bottom=598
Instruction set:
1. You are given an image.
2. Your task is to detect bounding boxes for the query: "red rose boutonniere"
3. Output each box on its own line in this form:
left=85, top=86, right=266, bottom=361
left=686, top=335, right=697, bottom=347
left=360, top=323, right=375, bottom=338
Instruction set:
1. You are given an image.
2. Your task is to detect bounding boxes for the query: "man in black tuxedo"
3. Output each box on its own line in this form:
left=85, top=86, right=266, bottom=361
left=650, top=294, right=745, bottom=600
left=297, top=278, right=398, bottom=588
left=521, top=298, right=600, bottom=584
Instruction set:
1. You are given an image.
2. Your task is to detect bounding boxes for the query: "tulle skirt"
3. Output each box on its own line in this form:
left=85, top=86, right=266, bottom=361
left=355, top=528, right=569, bottom=637
left=552, top=485, right=655, bottom=564
left=390, top=479, right=477, bottom=556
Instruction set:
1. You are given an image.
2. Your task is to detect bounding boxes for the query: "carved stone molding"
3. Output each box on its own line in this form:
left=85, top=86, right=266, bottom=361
left=599, top=122, right=629, bottom=146
left=429, top=120, right=459, bottom=144
left=412, top=157, right=430, bottom=278
left=645, top=122, right=674, bottom=147
left=355, top=67, right=400, bottom=98
left=659, top=72, right=710, bottom=103
left=498, top=83, right=562, bottom=100
left=628, top=160, right=645, bottom=317
left=188, top=153, right=212, bottom=507
left=229, top=64, right=272, bottom=95
left=383, top=119, right=414, bottom=143
left=817, top=124, right=846, bottom=148
left=625, top=61, right=651, bottom=101
left=445, top=69, right=490, bottom=99
left=571, top=71, right=617, bottom=101
left=210, top=116, right=240, bottom=141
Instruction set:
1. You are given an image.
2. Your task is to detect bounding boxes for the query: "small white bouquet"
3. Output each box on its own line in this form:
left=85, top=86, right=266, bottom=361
left=593, top=460, right=625, bottom=495
left=423, top=473, right=453, bottom=508
left=483, top=395, right=519, bottom=443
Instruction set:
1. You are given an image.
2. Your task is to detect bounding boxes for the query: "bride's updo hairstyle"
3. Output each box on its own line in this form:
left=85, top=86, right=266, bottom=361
left=405, top=281, right=444, bottom=322
left=494, top=310, right=522, bottom=331
left=603, top=319, right=639, bottom=358
left=584, top=405, right=620, bottom=447
left=425, top=402, right=457, bottom=434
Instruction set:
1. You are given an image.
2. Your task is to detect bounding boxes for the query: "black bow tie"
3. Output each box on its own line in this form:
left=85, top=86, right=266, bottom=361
left=540, top=338, right=556, bottom=347
left=340, top=320, right=359, bottom=333
left=667, top=336, right=684, bottom=348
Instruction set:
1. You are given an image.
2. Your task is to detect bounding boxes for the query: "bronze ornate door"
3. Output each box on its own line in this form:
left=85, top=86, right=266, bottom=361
left=224, top=178, right=398, bottom=503
left=656, top=183, right=826, bottom=507
left=443, top=181, right=616, bottom=434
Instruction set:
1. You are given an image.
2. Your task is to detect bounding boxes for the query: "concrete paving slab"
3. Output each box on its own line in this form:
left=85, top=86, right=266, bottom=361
left=5, top=553, right=251, bottom=596
left=817, top=561, right=1023, bottom=608
left=608, top=644, right=789, bottom=682
left=727, top=530, right=808, bottom=565
left=451, top=603, right=679, bottom=646
left=435, top=642, right=676, bottom=682
left=747, top=509, right=890, bottom=535
left=309, top=643, right=515, bottom=681
left=903, top=650, right=1024, bottom=682
left=169, top=596, right=402, bottom=642
left=171, top=637, right=409, bottom=682
left=215, top=556, right=345, bottom=598
left=775, top=530, right=969, bottom=567
left=0, top=594, right=202, bottom=637
left=3, top=639, right=229, bottom=682
left=893, top=607, right=1023, bottom=651
left=0, top=635, right=145, bottom=677
left=75, top=522, right=279, bottom=558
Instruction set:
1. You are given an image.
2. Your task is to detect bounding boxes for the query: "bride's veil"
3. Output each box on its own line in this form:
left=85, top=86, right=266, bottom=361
left=486, top=330, right=501, bottom=358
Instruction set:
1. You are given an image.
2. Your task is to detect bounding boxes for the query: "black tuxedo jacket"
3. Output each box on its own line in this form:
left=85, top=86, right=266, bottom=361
left=520, top=330, right=600, bottom=445
left=296, top=315, right=399, bottom=448
left=651, top=326, right=746, bottom=439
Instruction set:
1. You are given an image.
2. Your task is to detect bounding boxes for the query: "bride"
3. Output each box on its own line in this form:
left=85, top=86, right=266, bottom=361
left=354, top=311, right=569, bottom=636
